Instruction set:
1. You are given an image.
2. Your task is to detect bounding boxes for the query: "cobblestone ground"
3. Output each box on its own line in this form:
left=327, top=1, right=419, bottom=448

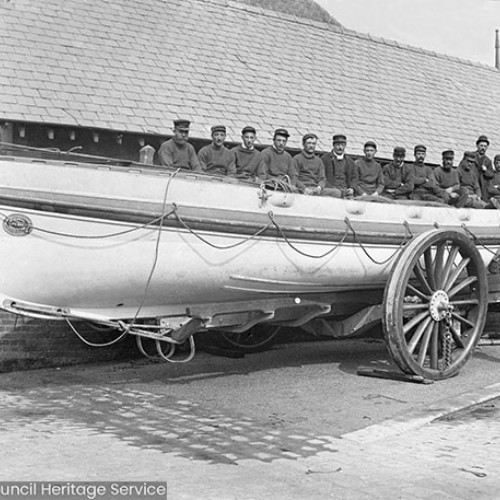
left=1, top=384, right=500, bottom=499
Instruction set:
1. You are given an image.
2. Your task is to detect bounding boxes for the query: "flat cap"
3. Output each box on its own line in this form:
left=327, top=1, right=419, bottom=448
left=332, top=134, right=347, bottom=144
left=464, top=151, right=477, bottom=162
left=364, top=140, right=377, bottom=149
left=393, top=146, right=406, bottom=156
left=302, top=133, right=318, bottom=143
left=414, top=144, right=427, bottom=153
left=173, top=119, right=190, bottom=130
left=495, top=154, right=500, bottom=162
left=442, top=149, right=454, bottom=158
left=476, top=135, right=490, bottom=145
left=211, top=125, right=226, bottom=134
left=273, top=128, right=290, bottom=139
left=241, top=126, right=256, bottom=135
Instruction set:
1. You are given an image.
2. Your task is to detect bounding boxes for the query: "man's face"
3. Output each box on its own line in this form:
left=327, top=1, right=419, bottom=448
left=273, top=135, right=287, bottom=152
left=332, top=141, right=346, bottom=155
left=304, top=138, right=317, bottom=155
left=212, top=131, right=226, bottom=147
left=477, top=141, right=489, bottom=155
left=495, top=159, right=500, bottom=171
left=242, top=132, right=256, bottom=149
left=364, top=146, right=376, bottom=161
left=414, top=151, right=426, bottom=163
left=442, top=156, right=454, bottom=170
left=173, top=128, right=189, bottom=143
left=393, top=154, right=405, bottom=166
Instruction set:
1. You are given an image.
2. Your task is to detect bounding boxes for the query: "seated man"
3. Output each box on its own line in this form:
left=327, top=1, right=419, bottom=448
left=485, top=153, right=500, bottom=209
left=457, top=151, right=488, bottom=208
left=411, top=144, right=445, bottom=202
left=293, top=133, right=326, bottom=195
left=320, top=133, right=357, bottom=198
left=354, top=141, right=384, bottom=196
left=231, top=126, right=263, bottom=182
left=381, top=147, right=414, bottom=199
left=258, top=128, right=297, bottom=187
left=433, top=150, right=468, bottom=207
left=158, top=119, right=202, bottom=171
left=198, top=125, right=236, bottom=176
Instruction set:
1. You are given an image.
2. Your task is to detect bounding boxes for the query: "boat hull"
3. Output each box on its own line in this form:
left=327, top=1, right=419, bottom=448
left=0, top=156, right=499, bottom=320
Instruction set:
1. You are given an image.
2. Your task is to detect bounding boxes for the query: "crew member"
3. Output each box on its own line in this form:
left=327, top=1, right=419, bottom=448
left=231, top=126, right=263, bottom=181
left=355, top=141, right=384, bottom=196
left=293, top=133, right=326, bottom=195
left=158, top=119, right=202, bottom=171
left=320, top=133, right=357, bottom=198
left=259, top=128, right=297, bottom=186
left=198, top=125, right=236, bottom=176
left=381, top=147, right=414, bottom=199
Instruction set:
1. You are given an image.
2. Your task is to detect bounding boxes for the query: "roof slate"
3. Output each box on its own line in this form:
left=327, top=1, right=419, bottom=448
left=1, top=0, right=500, bottom=161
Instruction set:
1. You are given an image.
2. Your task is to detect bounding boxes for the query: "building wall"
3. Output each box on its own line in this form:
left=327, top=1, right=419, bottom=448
left=0, top=311, right=138, bottom=372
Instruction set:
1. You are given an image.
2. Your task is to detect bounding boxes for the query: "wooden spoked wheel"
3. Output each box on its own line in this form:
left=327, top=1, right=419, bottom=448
left=383, top=229, right=488, bottom=380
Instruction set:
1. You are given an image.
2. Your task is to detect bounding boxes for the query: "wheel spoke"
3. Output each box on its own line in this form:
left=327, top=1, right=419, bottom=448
left=414, top=263, right=433, bottom=295
left=403, top=310, right=430, bottom=335
left=403, top=303, right=430, bottom=311
left=449, top=324, right=465, bottom=349
left=430, top=322, right=439, bottom=369
left=444, top=257, right=470, bottom=291
left=424, top=248, right=437, bottom=290
left=407, top=283, right=430, bottom=301
left=434, top=242, right=446, bottom=287
left=451, top=311, right=475, bottom=329
left=441, top=244, right=459, bottom=288
left=417, top=321, right=434, bottom=365
left=408, top=316, right=433, bottom=354
left=449, top=299, right=479, bottom=307
left=448, top=275, right=477, bottom=299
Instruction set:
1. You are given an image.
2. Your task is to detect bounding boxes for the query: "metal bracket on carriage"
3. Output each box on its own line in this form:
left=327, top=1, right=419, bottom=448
left=158, top=316, right=206, bottom=344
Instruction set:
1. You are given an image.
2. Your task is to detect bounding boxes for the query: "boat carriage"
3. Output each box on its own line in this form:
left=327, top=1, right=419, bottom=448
left=1, top=152, right=500, bottom=380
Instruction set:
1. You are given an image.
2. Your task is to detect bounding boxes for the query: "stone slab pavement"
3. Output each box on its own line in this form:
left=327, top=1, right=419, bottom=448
left=1, top=376, right=500, bottom=499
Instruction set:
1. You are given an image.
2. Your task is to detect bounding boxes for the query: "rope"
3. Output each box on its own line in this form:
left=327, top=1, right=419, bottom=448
left=173, top=205, right=273, bottom=249
left=344, top=217, right=409, bottom=265
left=11, top=209, right=177, bottom=239
left=122, top=168, right=181, bottom=332
left=268, top=211, right=348, bottom=258
left=65, top=318, right=128, bottom=347
left=461, top=223, right=500, bottom=257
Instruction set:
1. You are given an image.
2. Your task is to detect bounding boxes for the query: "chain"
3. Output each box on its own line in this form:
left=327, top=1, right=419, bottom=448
left=442, top=310, right=453, bottom=369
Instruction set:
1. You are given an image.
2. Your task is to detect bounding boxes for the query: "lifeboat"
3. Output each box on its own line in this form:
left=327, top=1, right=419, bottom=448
left=0, top=153, right=499, bottom=380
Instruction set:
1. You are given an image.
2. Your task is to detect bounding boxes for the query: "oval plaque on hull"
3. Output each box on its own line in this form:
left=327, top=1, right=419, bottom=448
left=3, top=213, right=33, bottom=236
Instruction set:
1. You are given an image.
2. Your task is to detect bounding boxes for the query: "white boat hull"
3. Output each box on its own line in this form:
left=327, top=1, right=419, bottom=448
left=0, top=156, right=499, bottom=321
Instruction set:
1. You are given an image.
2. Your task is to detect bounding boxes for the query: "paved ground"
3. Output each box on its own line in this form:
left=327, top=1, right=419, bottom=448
left=1, top=339, right=500, bottom=499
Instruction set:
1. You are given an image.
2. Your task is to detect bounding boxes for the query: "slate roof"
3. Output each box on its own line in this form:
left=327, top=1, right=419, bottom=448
left=1, top=0, right=500, bottom=162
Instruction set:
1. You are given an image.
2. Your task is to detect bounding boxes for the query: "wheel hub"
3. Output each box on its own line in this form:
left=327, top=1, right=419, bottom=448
left=429, top=290, right=450, bottom=321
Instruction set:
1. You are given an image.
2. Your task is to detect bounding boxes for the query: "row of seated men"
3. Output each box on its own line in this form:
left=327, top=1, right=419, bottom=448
left=157, top=119, right=500, bottom=209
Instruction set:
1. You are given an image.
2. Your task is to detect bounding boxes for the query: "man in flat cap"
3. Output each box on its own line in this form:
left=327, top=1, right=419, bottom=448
left=473, top=135, right=494, bottom=201
left=198, top=125, right=236, bottom=176
left=354, top=141, right=384, bottom=196
left=320, top=134, right=357, bottom=198
left=230, top=126, right=263, bottom=182
left=411, top=144, right=445, bottom=202
left=433, top=150, right=468, bottom=207
left=293, top=133, right=326, bottom=195
left=158, top=119, right=202, bottom=172
left=457, top=152, right=488, bottom=208
left=258, top=128, right=297, bottom=187
left=382, top=147, right=414, bottom=199
left=484, top=153, right=500, bottom=209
